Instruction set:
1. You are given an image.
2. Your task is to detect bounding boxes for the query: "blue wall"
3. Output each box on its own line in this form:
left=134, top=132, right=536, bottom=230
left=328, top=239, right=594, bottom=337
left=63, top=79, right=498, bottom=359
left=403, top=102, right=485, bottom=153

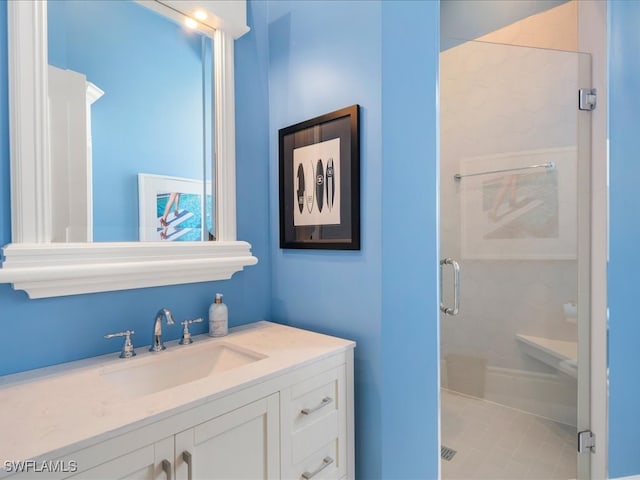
left=608, top=1, right=640, bottom=478
left=264, top=1, right=383, bottom=477
left=262, top=0, right=440, bottom=477
left=380, top=2, right=440, bottom=477
left=48, top=0, right=209, bottom=241
left=0, top=1, right=271, bottom=376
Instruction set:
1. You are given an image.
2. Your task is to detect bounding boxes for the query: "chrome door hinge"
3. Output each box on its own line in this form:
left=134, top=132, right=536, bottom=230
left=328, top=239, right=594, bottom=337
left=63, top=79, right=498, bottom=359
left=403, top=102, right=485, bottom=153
left=579, top=88, right=597, bottom=111
left=578, top=430, right=595, bottom=453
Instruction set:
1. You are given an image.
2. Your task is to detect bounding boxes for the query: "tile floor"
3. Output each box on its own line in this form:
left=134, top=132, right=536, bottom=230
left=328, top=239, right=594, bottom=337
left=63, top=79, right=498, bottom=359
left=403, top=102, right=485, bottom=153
left=441, top=389, right=576, bottom=480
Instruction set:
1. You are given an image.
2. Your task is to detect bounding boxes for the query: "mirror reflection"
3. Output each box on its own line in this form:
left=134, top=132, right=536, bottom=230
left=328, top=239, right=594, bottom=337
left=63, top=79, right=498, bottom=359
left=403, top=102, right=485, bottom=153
left=47, top=0, right=215, bottom=242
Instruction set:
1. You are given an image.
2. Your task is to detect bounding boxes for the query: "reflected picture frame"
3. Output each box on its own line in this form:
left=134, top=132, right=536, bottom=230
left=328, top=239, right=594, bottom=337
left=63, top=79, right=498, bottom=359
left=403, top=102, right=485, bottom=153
left=459, top=147, right=577, bottom=260
left=279, top=105, right=360, bottom=250
left=138, top=173, right=212, bottom=242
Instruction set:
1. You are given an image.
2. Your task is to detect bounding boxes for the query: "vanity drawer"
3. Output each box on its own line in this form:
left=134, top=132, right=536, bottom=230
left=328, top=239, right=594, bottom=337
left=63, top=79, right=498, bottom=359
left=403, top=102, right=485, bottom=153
left=292, top=406, right=339, bottom=464
left=289, top=437, right=344, bottom=480
left=282, top=365, right=348, bottom=470
left=290, top=367, right=343, bottom=432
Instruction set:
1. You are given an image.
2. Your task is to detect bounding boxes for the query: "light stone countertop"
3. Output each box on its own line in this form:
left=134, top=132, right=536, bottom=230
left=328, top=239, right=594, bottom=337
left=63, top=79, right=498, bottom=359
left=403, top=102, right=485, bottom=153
left=0, top=321, right=355, bottom=468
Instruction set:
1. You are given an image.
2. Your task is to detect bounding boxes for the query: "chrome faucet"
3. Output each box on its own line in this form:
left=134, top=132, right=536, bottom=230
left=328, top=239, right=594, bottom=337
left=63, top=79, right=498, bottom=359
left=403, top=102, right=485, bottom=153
left=150, top=307, right=175, bottom=352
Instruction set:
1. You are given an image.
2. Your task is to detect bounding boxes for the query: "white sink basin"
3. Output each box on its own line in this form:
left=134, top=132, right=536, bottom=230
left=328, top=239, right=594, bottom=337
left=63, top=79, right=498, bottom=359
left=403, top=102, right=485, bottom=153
left=100, top=342, right=266, bottom=397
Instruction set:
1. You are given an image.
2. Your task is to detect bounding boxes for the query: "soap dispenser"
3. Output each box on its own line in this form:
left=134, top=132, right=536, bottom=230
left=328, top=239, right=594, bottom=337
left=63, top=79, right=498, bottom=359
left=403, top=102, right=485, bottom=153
left=209, top=293, right=228, bottom=337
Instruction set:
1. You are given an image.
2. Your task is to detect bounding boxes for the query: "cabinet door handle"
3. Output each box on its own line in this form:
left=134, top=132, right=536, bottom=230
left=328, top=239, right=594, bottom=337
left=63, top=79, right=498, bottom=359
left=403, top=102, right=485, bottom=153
left=302, top=456, right=334, bottom=479
left=161, top=459, right=172, bottom=480
left=182, top=451, right=193, bottom=480
left=301, top=396, right=333, bottom=415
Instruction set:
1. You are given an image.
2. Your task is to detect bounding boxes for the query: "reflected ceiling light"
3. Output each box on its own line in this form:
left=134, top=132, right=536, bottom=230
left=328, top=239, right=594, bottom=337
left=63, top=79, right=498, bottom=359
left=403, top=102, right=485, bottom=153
left=194, top=9, right=208, bottom=21
left=184, top=17, right=198, bottom=29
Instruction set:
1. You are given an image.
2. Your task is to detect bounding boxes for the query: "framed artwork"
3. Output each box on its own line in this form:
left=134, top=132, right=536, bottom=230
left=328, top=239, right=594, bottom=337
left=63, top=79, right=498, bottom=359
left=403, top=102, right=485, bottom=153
left=459, top=147, right=577, bottom=259
left=279, top=104, right=360, bottom=250
left=138, top=173, right=213, bottom=242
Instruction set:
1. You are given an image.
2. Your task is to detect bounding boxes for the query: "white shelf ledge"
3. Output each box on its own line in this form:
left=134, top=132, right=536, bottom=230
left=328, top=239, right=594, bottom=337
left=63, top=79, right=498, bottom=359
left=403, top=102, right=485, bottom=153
left=0, top=241, right=257, bottom=298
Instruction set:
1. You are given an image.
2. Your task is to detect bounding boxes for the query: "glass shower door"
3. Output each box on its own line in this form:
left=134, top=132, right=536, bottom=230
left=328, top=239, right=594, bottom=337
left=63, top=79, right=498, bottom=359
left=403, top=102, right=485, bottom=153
left=439, top=39, right=592, bottom=480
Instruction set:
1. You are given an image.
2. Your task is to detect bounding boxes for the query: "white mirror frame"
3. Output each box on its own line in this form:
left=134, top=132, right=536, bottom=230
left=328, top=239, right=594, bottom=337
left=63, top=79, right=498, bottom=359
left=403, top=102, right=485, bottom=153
left=0, top=1, right=257, bottom=298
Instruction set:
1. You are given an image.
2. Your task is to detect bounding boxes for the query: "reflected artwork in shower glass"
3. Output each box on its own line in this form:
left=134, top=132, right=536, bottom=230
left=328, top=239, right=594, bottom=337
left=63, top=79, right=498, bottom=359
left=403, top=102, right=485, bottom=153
left=458, top=147, right=577, bottom=260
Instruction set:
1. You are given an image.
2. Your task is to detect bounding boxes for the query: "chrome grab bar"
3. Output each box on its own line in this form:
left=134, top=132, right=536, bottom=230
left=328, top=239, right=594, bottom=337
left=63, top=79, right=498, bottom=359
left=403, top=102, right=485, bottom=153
left=440, top=258, right=460, bottom=316
left=454, top=161, right=555, bottom=180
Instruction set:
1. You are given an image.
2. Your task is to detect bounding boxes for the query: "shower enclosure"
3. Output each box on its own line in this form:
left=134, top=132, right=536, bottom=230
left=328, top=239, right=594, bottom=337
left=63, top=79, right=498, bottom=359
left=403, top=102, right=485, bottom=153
left=439, top=39, right=592, bottom=480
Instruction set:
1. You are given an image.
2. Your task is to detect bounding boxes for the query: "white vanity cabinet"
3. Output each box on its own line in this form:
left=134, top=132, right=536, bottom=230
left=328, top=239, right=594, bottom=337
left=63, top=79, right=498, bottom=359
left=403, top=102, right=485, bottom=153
left=64, top=395, right=280, bottom=480
left=174, top=393, right=280, bottom=480
left=0, top=323, right=354, bottom=480
left=65, top=437, right=174, bottom=480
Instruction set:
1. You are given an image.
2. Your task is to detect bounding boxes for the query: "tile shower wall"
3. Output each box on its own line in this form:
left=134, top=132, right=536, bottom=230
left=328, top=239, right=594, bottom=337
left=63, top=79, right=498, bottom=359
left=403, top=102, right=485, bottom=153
left=476, top=0, right=577, bottom=51
left=440, top=0, right=567, bottom=51
left=440, top=36, right=580, bottom=423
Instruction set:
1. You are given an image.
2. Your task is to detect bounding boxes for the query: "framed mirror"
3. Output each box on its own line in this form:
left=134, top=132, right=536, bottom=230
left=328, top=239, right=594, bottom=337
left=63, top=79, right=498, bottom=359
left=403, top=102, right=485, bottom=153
left=0, top=0, right=257, bottom=298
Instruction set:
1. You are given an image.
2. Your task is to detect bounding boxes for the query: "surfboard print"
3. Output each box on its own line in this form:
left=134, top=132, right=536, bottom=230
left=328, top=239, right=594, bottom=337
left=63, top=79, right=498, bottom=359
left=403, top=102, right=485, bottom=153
left=306, top=161, right=315, bottom=213
left=316, top=159, right=324, bottom=213
left=296, top=163, right=305, bottom=214
left=325, top=157, right=335, bottom=212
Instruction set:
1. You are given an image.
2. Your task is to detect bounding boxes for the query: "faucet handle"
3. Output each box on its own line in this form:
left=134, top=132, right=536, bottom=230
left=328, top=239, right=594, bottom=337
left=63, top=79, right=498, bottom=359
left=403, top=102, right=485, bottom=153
left=179, top=318, right=204, bottom=345
left=104, top=330, right=136, bottom=358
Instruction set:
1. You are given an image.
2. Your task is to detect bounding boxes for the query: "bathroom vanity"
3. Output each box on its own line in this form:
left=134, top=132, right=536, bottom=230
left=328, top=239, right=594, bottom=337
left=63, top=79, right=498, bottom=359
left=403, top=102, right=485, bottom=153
left=0, top=322, right=355, bottom=479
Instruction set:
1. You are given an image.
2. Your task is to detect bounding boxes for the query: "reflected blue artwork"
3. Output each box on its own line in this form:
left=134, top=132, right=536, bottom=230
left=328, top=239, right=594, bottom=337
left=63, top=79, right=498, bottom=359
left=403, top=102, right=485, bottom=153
left=156, top=193, right=213, bottom=241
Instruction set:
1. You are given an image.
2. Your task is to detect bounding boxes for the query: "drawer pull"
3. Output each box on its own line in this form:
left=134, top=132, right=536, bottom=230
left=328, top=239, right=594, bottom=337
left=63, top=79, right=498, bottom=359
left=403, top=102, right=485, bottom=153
left=301, top=396, right=333, bottom=416
left=161, top=459, right=172, bottom=480
left=301, top=456, right=334, bottom=479
left=182, top=451, right=193, bottom=480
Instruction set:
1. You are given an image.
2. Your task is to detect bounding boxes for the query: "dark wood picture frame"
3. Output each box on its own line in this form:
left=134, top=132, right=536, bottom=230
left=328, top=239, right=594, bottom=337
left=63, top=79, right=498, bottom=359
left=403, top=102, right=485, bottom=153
left=279, top=105, right=360, bottom=250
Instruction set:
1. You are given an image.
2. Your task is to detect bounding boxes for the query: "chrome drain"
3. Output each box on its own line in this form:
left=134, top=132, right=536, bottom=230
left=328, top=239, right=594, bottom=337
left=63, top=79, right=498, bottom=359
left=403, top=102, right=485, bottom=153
left=441, top=446, right=457, bottom=461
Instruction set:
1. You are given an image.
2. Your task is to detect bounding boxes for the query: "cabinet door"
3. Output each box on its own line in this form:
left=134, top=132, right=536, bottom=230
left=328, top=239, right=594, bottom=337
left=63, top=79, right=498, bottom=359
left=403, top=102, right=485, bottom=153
left=67, top=437, right=173, bottom=480
left=174, top=393, right=279, bottom=480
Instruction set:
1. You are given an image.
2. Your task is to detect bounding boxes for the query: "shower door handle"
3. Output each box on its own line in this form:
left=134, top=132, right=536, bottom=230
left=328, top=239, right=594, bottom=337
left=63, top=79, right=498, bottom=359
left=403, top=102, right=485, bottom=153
left=440, top=258, right=460, bottom=315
